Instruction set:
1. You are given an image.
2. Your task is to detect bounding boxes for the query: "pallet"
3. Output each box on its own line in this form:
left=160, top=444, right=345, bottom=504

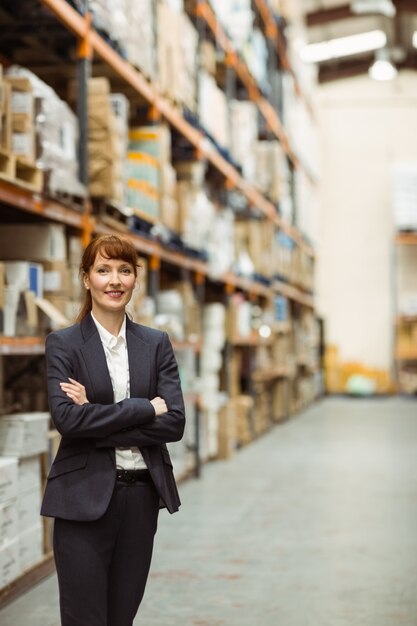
left=0, top=149, right=43, bottom=193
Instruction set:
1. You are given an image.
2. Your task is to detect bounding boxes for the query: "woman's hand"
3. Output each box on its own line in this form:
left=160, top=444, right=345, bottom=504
left=60, top=378, right=89, bottom=405
left=150, top=396, right=167, bottom=416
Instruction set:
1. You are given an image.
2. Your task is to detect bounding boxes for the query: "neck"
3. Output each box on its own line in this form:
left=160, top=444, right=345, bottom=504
left=91, top=308, right=125, bottom=336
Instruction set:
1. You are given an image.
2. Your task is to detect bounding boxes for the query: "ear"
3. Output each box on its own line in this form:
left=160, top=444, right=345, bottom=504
left=83, top=272, right=90, bottom=290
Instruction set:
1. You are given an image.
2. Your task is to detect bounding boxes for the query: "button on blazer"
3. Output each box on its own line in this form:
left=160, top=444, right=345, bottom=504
left=41, top=313, right=185, bottom=521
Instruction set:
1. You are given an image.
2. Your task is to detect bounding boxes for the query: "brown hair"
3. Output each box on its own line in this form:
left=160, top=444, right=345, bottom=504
left=76, top=234, right=140, bottom=322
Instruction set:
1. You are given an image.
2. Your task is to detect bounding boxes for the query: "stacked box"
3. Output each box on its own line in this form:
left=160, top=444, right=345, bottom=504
left=199, top=40, right=217, bottom=77
left=126, top=125, right=172, bottom=220
left=6, top=66, right=84, bottom=197
left=157, top=2, right=182, bottom=102
left=198, top=70, right=229, bottom=149
left=0, top=456, right=19, bottom=585
left=175, top=163, right=215, bottom=252
left=4, top=75, right=35, bottom=163
left=0, top=65, right=12, bottom=152
left=234, top=220, right=274, bottom=279
left=0, top=413, right=49, bottom=458
left=124, top=0, right=156, bottom=79
left=178, top=13, right=198, bottom=112
left=88, top=78, right=127, bottom=203
left=232, top=395, right=253, bottom=446
left=229, top=100, right=258, bottom=182
left=217, top=401, right=237, bottom=460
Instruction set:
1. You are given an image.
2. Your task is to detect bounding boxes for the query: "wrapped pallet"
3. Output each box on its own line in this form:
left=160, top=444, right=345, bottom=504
left=88, top=78, right=128, bottom=203
left=6, top=65, right=84, bottom=196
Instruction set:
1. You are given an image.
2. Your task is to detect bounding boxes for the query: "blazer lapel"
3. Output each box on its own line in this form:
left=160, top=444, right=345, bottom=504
left=79, top=313, right=114, bottom=405
left=126, top=317, right=151, bottom=399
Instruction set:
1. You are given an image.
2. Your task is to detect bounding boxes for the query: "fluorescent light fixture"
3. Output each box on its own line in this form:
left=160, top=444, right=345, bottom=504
left=413, top=31, right=417, bottom=48
left=368, top=48, right=397, bottom=80
left=300, top=29, right=387, bottom=63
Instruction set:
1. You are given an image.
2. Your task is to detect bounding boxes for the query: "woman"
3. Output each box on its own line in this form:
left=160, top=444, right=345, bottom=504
left=41, top=234, right=185, bottom=626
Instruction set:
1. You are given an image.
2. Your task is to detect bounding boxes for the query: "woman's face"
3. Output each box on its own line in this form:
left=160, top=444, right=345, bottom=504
left=83, top=252, right=136, bottom=316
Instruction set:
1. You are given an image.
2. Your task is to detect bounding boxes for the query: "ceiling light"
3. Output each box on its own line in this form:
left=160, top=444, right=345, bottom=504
left=368, top=48, right=397, bottom=80
left=300, top=30, right=387, bottom=63
left=413, top=31, right=417, bottom=48
left=351, top=0, right=396, bottom=18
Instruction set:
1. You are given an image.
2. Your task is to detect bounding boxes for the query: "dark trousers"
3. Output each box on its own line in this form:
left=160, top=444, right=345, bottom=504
left=53, top=479, right=159, bottom=626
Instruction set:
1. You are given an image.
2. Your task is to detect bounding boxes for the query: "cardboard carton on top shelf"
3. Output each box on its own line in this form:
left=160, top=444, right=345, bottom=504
left=156, top=2, right=182, bottom=103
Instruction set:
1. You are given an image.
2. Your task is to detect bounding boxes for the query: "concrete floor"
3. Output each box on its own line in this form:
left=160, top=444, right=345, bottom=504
left=1, top=397, right=417, bottom=625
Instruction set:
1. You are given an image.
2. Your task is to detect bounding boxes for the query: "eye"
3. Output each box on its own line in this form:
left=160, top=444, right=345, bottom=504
left=121, top=267, right=133, bottom=274
left=97, top=267, right=109, bottom=274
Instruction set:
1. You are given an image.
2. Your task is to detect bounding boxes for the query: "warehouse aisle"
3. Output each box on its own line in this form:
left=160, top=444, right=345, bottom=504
left=1, top=397, right=417, bottom=626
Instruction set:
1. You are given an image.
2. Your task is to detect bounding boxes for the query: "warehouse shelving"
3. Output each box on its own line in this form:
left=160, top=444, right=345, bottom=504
left=253, top=0, right=315, bottom=116
left=37, top=0, right=314, bottom=256
left=0, top=0, right=320, bottom=604
left=393, top=232, right=417, bottom=395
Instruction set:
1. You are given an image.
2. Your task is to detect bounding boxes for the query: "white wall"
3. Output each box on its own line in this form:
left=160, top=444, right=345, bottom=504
left=316, top=71, right=417, bottom=370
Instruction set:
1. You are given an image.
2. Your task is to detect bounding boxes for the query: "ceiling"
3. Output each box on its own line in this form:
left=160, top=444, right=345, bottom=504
left=299, top=0, right=417, bottom=82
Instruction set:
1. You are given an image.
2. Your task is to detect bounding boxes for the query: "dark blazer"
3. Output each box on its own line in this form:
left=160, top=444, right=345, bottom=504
left=41, top=313, right=185, bottom=521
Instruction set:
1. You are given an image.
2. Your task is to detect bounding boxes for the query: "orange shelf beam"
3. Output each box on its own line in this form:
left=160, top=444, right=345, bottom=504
left=0, top=179, right=84, bottom=228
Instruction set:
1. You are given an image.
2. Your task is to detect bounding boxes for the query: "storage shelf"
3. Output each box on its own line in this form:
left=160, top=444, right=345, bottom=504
left=0, top=336, right=45, bottom=355
left=0, top=179, right=85, bottom=228
left=38, top=0, right=313, bottom=258
left=196, top=2, right=297, bottom=168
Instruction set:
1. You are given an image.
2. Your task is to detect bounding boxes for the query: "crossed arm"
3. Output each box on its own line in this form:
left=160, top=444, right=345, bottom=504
left=46, top=331, right=185, bottom=446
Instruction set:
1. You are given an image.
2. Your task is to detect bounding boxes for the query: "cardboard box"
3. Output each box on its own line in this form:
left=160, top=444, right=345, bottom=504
left=0, top=224, right=66, bottom=262
left=129, top=126, right=171, bottom=163
left=18, top=485, right=42, bottom=533
left=42, top=260, right=71, bottom=295
left=0, top=499, right=18, bottom=547
left=19, top=523, right=43, bottom=572
left=18, top=456, right=42, bottom=493
left=0, top=412, right=50, bottom=458
left=4, top=261, right=43, bottom=298
left=0, top=458, right=18, bottom=504
left=0, top=537, right=19, bottom=589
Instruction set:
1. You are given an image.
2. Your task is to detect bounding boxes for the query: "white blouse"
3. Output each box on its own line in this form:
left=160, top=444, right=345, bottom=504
left=91, top=313, right=147, bottom=470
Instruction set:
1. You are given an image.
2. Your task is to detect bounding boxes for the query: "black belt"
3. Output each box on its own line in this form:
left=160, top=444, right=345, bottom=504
left=116, top=469, right=153, bottom=484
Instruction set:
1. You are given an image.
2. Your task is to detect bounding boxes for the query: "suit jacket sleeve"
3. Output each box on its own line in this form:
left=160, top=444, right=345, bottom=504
left=46, top=332, right=155, bottom=439
left=95, top=332, right=185, bottom=447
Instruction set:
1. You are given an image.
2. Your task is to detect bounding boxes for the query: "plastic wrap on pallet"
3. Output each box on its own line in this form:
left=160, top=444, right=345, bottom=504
left=89, top=0, right=128, bottom=45
left=198, top=70, right=229, bottom=149
left=206, top=208, right=235, bottom=278
left=229, top=100, right=257, bottom=183
left=210, top=0, right=253, bottom=52
left=6, top=65, right=85, bottom=197
left=243, top=28, right=269, bottom=95
left=123, top=0, right=156, bottom=79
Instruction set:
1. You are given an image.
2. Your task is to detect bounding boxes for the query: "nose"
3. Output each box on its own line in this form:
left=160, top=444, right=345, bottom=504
left=109, top=271, right=121, bottom=285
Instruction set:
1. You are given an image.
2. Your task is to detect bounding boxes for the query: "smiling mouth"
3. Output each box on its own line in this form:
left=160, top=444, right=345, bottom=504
left=105, top=291, right=124, bottom=298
